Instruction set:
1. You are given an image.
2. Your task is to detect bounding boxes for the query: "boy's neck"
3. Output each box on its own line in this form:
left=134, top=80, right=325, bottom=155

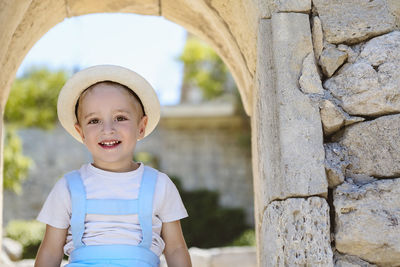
left=91, top=161, right=140, bottom=173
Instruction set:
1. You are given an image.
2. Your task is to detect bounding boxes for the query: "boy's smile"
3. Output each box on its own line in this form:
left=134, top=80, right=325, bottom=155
left=73, top=82, right=148, bottom=172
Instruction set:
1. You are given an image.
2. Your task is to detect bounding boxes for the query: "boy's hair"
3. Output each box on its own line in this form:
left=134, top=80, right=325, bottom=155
left=74, top=80, right=146, bottom=124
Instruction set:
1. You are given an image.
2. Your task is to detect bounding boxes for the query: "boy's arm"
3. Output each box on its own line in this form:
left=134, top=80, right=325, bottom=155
left=35, top=224, right=67, bottom=267
left=161, top=220, right=192, bottom=267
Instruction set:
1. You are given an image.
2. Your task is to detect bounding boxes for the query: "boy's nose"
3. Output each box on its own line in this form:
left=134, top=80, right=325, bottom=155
left=102, top=120, right=116, bottom=134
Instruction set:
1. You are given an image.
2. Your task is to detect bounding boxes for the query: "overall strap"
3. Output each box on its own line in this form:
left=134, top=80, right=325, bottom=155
left=65, top=170, right=86, bottom=249
left=138, top=166, right=158, bottom=249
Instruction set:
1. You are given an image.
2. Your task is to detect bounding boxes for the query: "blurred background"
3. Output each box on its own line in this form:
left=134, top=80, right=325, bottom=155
left=2, top=12, right=254, bottom=265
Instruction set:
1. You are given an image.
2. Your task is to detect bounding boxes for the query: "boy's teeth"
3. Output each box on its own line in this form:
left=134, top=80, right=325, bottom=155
left=101, top=141, right=119, bottom=145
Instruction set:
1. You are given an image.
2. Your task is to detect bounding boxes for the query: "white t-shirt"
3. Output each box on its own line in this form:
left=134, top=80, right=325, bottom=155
left=37, top=162, right=188, bottom=257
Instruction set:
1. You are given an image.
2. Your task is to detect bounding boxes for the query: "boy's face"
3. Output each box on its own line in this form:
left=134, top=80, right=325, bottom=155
left=74, top=83, right=148, bottom=172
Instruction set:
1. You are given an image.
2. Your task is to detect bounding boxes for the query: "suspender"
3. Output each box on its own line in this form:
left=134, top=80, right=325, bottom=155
left=65, top=166, right=158, bottom=251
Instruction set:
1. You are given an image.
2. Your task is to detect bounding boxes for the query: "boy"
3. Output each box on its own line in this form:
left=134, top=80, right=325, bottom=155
left=34, top=65, right=191, bottom=267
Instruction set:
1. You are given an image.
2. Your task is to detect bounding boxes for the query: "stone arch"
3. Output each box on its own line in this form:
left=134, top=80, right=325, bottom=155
left=0, top=0, right=261, bottom=115
left=0, top=0, right=361, bottom=266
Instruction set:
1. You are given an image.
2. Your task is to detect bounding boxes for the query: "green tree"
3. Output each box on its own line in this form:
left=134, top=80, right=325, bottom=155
left=179, top=35, right=251, bottom=147
left=3, top=127, right=32, bottom=193
left=5, top=67, right=68, bottom=129
left=3, top=67, right=68, bottom=192
left=179, top=35, right=234, bottom=100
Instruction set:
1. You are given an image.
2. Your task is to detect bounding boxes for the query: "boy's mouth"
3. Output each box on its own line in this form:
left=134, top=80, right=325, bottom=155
left=99, top=140, right=121, bottom=148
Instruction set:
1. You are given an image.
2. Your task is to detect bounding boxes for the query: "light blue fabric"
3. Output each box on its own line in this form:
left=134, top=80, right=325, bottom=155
left=65, top=166, right=160, bottom=267
left=66, top=171, right=86, bottom=249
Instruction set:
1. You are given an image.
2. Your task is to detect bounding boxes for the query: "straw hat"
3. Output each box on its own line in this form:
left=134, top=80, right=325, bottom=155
left=57, top=65, right=160, bottom=143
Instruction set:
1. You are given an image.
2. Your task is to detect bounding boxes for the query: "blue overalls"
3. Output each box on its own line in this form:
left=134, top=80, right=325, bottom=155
left=64, top=166, right=160, bottom=267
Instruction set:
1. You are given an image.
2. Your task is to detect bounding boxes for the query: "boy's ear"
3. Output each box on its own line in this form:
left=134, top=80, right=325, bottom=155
left=137, top=115, right=148, bottom=140
left=74, top=123, right=85, bottom=140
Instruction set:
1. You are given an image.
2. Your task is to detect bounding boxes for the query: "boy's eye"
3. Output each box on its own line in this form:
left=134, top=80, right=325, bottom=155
left=88, top=119, right=99, bottom=124
left=116, top=116, right=128, bottom=121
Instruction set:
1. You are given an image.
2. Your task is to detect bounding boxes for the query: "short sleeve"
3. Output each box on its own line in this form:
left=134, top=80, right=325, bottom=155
left=154, top=172, right=188, bottom=223
left=37, top=177, right=71, bottom=229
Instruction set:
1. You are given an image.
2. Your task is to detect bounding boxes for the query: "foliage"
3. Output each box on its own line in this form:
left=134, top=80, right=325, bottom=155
left=3, top=67, right=67, bottom=192
left=179, top=36, right=251, bottom=147
left=3, top=127, right=32, bottom=194
left=5, top=67, right=68, bottom=129
left=178, top=36, right=233, bottom=100
left=133, top=151, right=160, bottom=169
left=170, top=176, right=250, bottom=248
left=230, top=229, right=256, bottom=246
left=5, top=220, right=45, bottom=259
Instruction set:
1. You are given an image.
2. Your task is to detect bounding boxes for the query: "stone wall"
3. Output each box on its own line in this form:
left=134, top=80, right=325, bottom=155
left=313, top=1, right=400, bottom=266
left=3, top=103, right=254, bottom=226
left=253, top=0, right=400, bottom=266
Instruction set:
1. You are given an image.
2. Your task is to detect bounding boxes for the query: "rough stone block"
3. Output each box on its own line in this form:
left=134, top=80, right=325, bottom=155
left=324, top=31, right=400, bottom=117
left=312, top=16, right=324, bottom=61
left=319, top=46, right=348, bottom=77
left=334, top=251, right=378, bottom=267
left=320, top=100, right=346, bottom=136
left=299, top=52, right=324, bottom=95
left=269, top=12, right=327, bottom=202
left=324, top=143, right=349, bottom=188
left=252, top=18, right=276, bottom=240
left=334, top=179, right=400, bottom=266
left=320, top=99, right=364, bottom=136
left=262, top=197, right=333, bottom=266
left=313, top=0, right=397, bottom=44
left=269, top=0, right=311, bottom=13
left=336, top=114, right=400, bottom=177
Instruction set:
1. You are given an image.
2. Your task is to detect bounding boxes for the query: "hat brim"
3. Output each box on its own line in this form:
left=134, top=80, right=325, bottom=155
left=57, top=65, right=160, bottom=143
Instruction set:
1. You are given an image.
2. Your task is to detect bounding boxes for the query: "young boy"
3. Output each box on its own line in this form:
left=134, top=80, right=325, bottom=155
left=34, top=65, right=191, bottom=267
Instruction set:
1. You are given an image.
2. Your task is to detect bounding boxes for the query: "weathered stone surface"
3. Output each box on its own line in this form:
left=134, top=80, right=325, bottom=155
left=208, top=0, right=258, bottom=77
left=271, top=12, right=327, bottom=201
left=262, top=197, right=333, bottom=266
left=346, top=174, right=377, bottom=186
left=320, top=100, right=345, bottom=135
left=324, top=31, right=400, bottom=117
left=389, top=0, right=400, bottom=26
left=66, top=0, right=159, bottom=16
left=2, top=238, right=22, bottom=261
left=320, top=99, right=364, bottom=136
left=313, top=0, right=397, bottom=44
left=334, top=251, right=378, bottom=267
left=0, top=0, right=31, bottom=71
left=334, top=179, right=400, bottom=266
left=0, top=0, right=66, bottom=110
left=337, top=114, right=400, bottom=177
left=319, top=46, right=348, bottom=77
left=337, top=44, right=359, bottom=64
left=358, top=30, right=400, bottom=66
left=269, top=0, right=311, bottom=13
left=312, top=16, right=324, bottom=61
left=299, top=53, right=324, bottom=95
left=252, top=19, right=276, bottom=253
left=324, top=143, right=349, bottom=188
